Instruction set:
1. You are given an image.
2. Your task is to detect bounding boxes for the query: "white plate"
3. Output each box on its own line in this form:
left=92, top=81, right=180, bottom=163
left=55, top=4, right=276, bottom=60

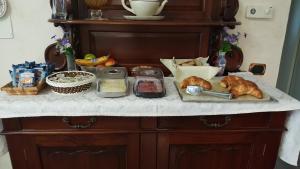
left=123, top=15, right=165, bottom=21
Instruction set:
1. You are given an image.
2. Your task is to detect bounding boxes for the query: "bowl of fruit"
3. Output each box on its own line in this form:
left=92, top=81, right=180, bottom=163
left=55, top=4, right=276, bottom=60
left=75, top=53, right=117, bottom=76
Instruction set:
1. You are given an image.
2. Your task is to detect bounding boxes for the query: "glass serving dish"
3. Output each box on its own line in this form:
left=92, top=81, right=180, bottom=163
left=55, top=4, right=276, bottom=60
left=96, top=67, right=129, bottom=98
left=84, top=0, right=108, bottom=20
left=133, top=67, right=166, bottom=98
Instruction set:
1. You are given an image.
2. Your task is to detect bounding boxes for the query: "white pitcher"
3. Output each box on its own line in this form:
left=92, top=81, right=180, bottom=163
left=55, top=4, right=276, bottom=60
left=121, top=0, right=168, bottom=16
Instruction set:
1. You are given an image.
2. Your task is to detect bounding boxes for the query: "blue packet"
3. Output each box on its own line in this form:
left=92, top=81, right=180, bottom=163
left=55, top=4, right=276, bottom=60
left=25, top=61, right=36, bottom=69
left=10, top=61, right=54, bottom=87
left=18, top=69, right=36, bottom=88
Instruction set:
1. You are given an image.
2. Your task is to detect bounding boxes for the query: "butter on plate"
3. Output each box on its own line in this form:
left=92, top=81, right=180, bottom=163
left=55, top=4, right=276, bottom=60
left=100, top=79, right=127, bottom=93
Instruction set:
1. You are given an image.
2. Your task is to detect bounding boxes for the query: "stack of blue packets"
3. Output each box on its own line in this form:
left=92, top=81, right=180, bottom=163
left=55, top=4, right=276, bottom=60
left=9, top=61, right=55, bottom=88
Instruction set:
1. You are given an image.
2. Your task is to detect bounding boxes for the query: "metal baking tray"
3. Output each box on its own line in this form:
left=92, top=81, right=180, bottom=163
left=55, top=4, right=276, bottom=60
left=174, top=77, right=277, bottom=103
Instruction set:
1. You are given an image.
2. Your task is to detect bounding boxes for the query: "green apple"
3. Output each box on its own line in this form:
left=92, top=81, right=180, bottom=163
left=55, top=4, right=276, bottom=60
left=84, top=53, right=96, bottom=60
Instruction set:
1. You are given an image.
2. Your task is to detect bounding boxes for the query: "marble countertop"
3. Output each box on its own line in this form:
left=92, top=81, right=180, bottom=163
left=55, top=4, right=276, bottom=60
left=0, top=73, right=299, bottom=118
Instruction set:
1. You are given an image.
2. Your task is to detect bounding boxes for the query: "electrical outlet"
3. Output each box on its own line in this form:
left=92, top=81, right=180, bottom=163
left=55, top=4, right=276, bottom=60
left=246, top=5, right=273, bottom=19
left=249, top=63, right=266, bottom=75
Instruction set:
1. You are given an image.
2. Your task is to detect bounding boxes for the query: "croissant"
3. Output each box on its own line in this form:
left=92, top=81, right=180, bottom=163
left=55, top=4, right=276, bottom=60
left=230, top=80, right=263, bottom=99
left=180, top=76, right=212, bottom=90
left=220, top=75, right=244, bottom=89
left=220, top=76, right=263, bottom=99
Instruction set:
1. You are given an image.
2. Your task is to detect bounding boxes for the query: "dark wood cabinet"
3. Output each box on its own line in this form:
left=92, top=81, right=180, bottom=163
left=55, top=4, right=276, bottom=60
left=157, top=131, right=282, bottom=169
left=5, top=132, right=139, bottom=169
left=25, top=134, right=139, bottom=169
left=158, top=132, right=254, bottom=169
left=2, top=112, right=287, bottom=169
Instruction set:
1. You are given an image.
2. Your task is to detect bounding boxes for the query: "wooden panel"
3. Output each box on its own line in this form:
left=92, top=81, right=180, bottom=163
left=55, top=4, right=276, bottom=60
left=140, top=133, right=157, bottom=169
left=80, top=27, right=209, bottom=74
left=158, top=113, right=272, bottom=130
left=157, top=132, right=257, bottom=169
left=40, top=146, right=126, bottom=169
left=26, top=134, right=139, bottom=169
left=20, top=117, right=139, bottom=130
left=5, top=135, right=29, bottom=169
left=169, top=144, right=252, bottom=169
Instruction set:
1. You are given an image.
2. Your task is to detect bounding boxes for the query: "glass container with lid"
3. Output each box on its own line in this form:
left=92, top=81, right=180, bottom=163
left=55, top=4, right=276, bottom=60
left=133, top=67, right=166, bottom=98
left=96, top=67, right=129, bottom=98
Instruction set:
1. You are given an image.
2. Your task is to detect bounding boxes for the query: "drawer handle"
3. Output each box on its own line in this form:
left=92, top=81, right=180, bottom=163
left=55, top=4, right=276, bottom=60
left=62, top=117, right=97, bottom=129
left=199, top=116, right=231, bottom=128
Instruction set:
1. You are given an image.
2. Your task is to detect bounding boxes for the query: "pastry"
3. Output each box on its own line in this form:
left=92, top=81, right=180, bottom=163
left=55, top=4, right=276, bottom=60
left=180, top=76, right=212, bottom=90
left=230, top=80, right=263, bottom=99
left=220, top=75, right=244, bottom=89
left=220, top=75, right=263, bottom=99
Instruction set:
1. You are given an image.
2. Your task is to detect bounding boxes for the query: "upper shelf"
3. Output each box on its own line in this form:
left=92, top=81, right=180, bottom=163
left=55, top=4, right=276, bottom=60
left=48, top=19, right=241, bottom=27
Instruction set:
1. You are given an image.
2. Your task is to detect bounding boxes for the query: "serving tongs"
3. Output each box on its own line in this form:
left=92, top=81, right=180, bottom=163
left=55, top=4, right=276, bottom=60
left=186, top=86, right=233, bottom=100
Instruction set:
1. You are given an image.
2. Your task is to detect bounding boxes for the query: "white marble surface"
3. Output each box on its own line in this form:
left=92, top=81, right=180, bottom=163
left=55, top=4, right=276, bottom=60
left=0, top=73, right=300, bottom=164
left=0, top=75, right=300, bottom=118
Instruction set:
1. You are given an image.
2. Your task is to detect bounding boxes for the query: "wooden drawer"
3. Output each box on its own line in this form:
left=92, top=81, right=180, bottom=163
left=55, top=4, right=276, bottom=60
left=157, top=113, right=272, bottom=130
left=19, top=117, right=140, bottom=130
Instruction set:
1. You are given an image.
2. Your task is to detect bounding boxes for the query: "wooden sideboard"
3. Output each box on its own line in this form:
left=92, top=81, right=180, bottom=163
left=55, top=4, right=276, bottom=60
left=2, top=112, right=287, bottom=169
left=2, top=1, right=286, bottom=169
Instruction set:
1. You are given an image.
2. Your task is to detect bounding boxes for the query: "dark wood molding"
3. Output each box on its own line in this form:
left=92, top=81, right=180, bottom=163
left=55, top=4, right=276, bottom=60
left=48, top=19, right=241, bottom=27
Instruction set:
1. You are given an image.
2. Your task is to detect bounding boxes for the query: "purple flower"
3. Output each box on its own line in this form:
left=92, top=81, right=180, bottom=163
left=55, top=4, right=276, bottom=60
left=51, top=35, right=73, bottom=54
left=61, top=38, right=70, bottom=46
left=223, top=31, right=241, bottom=45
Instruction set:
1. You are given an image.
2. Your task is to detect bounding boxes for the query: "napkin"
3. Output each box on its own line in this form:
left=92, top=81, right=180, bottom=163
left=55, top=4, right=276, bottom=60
left=279, top=111, right=300, bottom=166
left=160, top=57, right=220, bottom=81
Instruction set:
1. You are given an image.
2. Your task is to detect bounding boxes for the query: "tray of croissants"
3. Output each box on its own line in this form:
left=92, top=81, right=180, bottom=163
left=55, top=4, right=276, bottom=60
left=175, top=75, right=275, bottom=102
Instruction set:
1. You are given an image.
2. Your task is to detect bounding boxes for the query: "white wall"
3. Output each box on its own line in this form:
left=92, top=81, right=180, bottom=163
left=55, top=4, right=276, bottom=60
left=0, top=1, right=61, bottom=168
left=0, top=0, right=292, bottom=168
left=234, top=0, right=291, bottom=85
left=0, top=0, right=61, bottom=86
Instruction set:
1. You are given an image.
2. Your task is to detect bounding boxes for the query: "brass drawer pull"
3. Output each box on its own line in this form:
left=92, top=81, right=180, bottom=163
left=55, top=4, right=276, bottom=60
left=199, top=116, right=231, bottom=128
left=62, top=117, right=97, bottom=129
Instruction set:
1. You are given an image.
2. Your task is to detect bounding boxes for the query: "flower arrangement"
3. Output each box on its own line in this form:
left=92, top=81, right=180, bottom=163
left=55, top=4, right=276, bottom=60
left=51, top=35, right=76, bottom=70
left=220, top=28, right=241, bottom=53
left=51, top=35, right=74, bottom=56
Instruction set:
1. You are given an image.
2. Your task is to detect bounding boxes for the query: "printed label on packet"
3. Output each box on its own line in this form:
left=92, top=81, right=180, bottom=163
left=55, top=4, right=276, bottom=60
left=19, top=71, right=35, bottom=87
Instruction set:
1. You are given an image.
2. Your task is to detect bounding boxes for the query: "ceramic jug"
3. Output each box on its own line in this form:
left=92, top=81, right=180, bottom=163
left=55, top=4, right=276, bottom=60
left=121, top=0, right=168, bottom=16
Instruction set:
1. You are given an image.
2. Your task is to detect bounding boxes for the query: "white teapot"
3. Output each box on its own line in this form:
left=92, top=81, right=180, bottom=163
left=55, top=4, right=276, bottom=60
left=121, top=0, right=168, bottom=16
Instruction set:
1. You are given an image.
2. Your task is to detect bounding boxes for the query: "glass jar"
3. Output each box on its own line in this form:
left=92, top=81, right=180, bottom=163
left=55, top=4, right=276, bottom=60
left=51, top=0, right=67, bottom=19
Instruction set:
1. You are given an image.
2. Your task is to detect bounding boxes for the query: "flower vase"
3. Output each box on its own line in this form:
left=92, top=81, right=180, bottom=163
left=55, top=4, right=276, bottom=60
left=216, top=51, right=227, bottom=76
left=65, top=52, right=76, bottom=71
